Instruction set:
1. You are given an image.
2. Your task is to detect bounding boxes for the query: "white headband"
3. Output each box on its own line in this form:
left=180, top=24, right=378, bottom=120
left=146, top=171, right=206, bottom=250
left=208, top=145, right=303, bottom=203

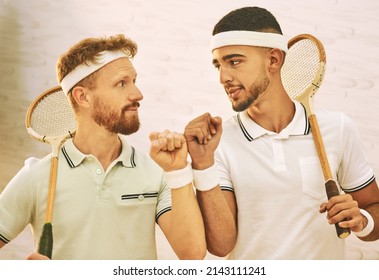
left=210, top=30, right=288, bottom=53
left=60, top=50, right=129, bottom=95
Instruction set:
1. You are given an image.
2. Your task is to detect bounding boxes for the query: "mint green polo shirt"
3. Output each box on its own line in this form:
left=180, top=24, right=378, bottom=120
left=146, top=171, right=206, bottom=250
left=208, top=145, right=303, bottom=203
left=0, top=136, right=171, bottom=259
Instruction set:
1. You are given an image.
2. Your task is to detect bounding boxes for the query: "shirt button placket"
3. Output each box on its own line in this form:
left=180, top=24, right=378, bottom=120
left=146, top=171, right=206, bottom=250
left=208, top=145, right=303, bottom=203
left=95, top=168, right=104, bottom=188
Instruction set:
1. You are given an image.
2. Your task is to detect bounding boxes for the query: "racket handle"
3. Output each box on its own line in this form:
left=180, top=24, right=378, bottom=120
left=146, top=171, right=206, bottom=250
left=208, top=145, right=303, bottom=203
left=38, top=222, right=53, bottom=259
left=325, top=180, right=351, bottom=239
left=46, top=156, right=58, bottom=222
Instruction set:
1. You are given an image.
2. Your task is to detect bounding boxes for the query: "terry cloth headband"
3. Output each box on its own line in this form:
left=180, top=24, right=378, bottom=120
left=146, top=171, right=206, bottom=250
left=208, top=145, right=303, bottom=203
left=60, top=50, right=129, bottom=95
left=210, top=30, right=288, bottom=53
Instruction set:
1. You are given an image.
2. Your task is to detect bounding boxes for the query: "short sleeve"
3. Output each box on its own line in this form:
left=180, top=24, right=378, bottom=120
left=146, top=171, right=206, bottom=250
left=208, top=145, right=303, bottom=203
left=0, top=157, right=39, bottom=242
left=215, top=147, right=234, bottom=193
left=337, top=114, right=375, bottom=192
left=155, top=174, right=172, bottom=222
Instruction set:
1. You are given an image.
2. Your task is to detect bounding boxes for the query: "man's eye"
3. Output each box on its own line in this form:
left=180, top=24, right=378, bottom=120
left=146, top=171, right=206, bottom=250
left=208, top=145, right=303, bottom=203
left=118, top=81, right=126, bottom=87
left=213, top=64, right=220, bottom=70
left=230, top=60, right=240, bottom=66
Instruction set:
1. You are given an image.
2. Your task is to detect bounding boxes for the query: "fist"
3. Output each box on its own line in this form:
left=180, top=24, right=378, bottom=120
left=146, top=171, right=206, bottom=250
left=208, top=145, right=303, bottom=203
left=149, top=130, right=188, bottom=172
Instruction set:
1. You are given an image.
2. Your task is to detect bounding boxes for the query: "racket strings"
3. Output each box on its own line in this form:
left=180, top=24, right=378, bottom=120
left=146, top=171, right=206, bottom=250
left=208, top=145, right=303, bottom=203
left=282, top=39, right=320, bottom=99
left=30, top=91, right=76, bottom=137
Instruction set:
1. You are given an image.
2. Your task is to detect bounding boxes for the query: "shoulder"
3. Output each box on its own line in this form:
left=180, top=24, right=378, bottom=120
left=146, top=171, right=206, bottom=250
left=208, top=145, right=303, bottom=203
left=316, top=108, right=352, bottom=122
left=21, top=155, right=51, bottom=175
left=315, top=109, right=356, bottom=131
left=315, top=108, right=344, bottom=121
left=2, top=155, right=51, bottom=195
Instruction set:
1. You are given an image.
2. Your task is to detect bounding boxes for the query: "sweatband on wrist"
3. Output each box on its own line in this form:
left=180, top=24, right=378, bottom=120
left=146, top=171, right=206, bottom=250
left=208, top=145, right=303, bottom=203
left=354, top=209, right=375, bottom=237
left=210, top=30, right=288, bottom=53
left=164, top=162, right=193, bottom=189
left=60, top=50, right=130, bottom=95
left=193, top=163, right=219, bottom=192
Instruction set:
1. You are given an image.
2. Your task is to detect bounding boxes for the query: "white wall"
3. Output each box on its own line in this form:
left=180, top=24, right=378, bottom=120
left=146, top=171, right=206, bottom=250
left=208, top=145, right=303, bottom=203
left=0, top=0, right=378, bottom=259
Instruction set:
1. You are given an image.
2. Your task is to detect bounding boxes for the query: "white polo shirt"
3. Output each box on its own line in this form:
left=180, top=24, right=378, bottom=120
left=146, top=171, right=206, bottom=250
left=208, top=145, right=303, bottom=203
left=216, top=101, right=375, bottom=259
left=0, top=136, right=171, bottom=259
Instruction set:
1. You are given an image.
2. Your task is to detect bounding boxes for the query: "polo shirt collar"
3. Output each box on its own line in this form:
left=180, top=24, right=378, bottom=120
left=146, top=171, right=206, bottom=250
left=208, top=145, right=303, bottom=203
left=61, top=136, right=136, bottom=168
left=237, top=100, right=310, bottom=141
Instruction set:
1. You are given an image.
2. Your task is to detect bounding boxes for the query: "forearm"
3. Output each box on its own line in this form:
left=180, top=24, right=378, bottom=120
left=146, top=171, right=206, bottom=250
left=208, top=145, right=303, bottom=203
left=191, top=157, right=237, bottom=256
left=167, top=184, right=206, bottom=260
left=197, top=187, right=237, bottom=257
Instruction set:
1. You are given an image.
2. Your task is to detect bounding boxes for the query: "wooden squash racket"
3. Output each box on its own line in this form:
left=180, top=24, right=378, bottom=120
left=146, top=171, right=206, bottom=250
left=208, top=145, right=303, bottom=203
left=281, top=34, right=350, bottom=239
left=25, top=86, right=76, bottom=258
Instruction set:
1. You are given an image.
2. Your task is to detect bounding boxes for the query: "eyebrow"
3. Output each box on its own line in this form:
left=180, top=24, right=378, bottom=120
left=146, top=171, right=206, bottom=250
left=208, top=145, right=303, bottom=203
left=212, top=54, right=246, bottom=65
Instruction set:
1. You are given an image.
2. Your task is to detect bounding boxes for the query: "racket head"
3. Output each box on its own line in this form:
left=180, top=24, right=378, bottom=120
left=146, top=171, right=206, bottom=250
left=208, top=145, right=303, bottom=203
left=25, top=86, right=76, bottom=147
left=281, top=34, right=326, bottom=114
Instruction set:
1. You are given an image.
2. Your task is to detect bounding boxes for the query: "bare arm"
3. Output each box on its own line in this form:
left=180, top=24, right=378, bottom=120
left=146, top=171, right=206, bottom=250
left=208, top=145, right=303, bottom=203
left=149, top=130, right=206, bottom=260
left=185, top=113, right=237, bottom=257
left=197, top=187, right=237, bottom=257
left=320, top=179, right=379, bottom=241
left=157, top=184, right=206, bottom=259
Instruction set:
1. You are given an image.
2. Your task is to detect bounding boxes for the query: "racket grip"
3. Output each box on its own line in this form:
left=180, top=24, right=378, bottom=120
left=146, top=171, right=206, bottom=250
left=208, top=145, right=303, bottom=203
left=325, top=180, right=351, bottom=239
left=38, top=222, right=53, bottom=259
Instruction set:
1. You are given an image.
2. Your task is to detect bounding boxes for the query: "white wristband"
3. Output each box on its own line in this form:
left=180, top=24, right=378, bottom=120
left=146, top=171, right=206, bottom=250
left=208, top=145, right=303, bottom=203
left=193, top=163, right=219, bottom=192
left=164, top=162, right=193, bottom=189
left=354, top=209, right=375, bottom=237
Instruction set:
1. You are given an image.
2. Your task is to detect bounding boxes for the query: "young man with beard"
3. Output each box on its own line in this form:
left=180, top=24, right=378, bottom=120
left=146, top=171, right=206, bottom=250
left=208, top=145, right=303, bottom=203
left=0, top=34, right=206, bottom=260
left=184, top=7, right=379, bottom=259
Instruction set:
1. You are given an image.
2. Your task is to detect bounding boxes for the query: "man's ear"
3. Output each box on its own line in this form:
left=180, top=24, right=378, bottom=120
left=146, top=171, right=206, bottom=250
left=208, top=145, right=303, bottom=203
left=267, top=48, right=285, bottom=73
left=71, top=86, right=91, bottom=108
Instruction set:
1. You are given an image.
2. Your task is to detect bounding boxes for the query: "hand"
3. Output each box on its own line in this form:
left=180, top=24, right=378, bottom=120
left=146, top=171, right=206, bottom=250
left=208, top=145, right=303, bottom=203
left=184, top=113, right=222, bottom=170
left=27, top=252, right=50, bottom=260
left=149, top=130, right=188, bottom=172
left=319, top=194, right=366, bottom=232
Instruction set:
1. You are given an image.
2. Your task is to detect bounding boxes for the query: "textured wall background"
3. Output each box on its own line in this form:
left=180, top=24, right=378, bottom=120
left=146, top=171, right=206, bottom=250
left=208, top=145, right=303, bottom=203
left=0, top=0, right=378, bottom=259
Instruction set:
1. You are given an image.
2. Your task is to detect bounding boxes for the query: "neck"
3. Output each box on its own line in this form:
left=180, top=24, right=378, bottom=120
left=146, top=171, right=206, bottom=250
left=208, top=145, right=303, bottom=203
left=246, top=88, right=295, bottom=133
left=73, top=120, right=122, bottom=171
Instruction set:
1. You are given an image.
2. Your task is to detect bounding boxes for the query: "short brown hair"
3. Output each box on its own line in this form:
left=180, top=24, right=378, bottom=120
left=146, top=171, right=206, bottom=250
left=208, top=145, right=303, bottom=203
left=56, top=34, right=138, bottom=90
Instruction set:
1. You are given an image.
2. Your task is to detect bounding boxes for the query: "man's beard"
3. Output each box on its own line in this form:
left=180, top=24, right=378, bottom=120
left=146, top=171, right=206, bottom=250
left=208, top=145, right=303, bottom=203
left=232, top=73, right=270, bottom=112
left=92, top=97, right=140, bottom=135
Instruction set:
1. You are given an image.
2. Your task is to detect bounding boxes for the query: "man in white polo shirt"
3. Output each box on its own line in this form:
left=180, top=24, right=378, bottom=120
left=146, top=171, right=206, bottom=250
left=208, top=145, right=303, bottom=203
left=184, top=6, right=379, bottom=259
left=0, top=34, right=206, bottom=260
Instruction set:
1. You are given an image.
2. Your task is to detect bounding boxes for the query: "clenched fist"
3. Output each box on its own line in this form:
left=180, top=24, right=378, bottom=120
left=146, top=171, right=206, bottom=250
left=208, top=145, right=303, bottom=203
left=149, top=130, right=188, bottom=172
